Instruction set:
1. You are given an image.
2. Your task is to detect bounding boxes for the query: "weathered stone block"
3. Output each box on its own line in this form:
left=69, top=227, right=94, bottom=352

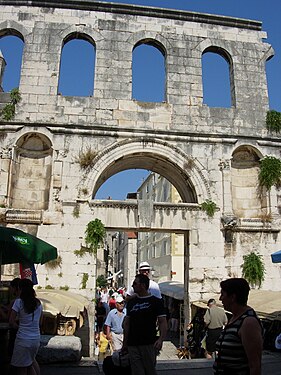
left=37, top=335, right=82, bottom=364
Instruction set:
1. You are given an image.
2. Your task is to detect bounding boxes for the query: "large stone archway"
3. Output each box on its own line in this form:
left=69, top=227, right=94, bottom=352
left=84, top=138, right=211, bottom=204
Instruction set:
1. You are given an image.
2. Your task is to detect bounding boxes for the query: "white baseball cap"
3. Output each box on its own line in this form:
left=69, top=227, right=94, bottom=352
left=116, top=295, right=124, bottom=303
left=139, top=261, right=151, bottom=271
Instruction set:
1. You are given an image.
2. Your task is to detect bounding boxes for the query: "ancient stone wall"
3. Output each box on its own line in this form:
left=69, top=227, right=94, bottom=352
left=0, top=1, right=280, bottom=299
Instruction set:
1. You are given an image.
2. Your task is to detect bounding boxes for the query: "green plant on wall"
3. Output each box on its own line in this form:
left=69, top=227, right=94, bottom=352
left=45, top=255, right=62, bottom=270
left=45, top=285, right=54, bottom=289
left=1, top=88, right=21, bottom=121
left=72, top=204, right=80, bottom=218
left=85, top=219, right=106, bottom=254
left=74, top=219, right=106, bottom=258
left=200, top=199, right=217, bottom=218
left=74, top=246, right=88, bottom=257
left=259, top=156, right=281, bottom=190
left=96, top=274, right=107, bottom=288
left=266, top=110, right=281, bottom=133
left=60, top=285, right=69, bottom=291
left=75, top=146, right=97, bottom=171
left=81, top=273, right=89, bottom=289
left=242, top=252, right=265, bottom=288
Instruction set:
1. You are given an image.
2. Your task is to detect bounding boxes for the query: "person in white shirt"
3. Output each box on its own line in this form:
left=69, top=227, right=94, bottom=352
left=9, top=278, right=42, bottom=375
left=126, top=261, right=161, bottom=301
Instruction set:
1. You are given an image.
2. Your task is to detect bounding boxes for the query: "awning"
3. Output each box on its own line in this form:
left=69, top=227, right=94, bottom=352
left=193, top=289, right=281, bottom=321
left=271, top=250, right=281, bottom=263
left=159, top=281, right=281, bottom=320
left=248, top=289, right=281, bottom=320
left=36, top=289, right=89, bottom=319
left=158, top=280, right=184, bottom=300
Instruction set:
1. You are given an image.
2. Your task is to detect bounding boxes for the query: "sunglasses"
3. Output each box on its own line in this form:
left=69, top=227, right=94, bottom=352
left=117, top=301, right=125, bottom=304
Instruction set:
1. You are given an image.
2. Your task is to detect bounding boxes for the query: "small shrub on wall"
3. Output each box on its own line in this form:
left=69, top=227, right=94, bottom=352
left=200, top=199, right=217, bottom=218
left=242, top=252, right=265, bottom=288
left=266, top=110, right=281, bottom=133
left=258, top=155, right=281, bottom=190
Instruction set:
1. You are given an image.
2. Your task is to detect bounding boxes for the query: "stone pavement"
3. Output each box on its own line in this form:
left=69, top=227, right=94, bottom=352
left=39, top=338, right=281, bottom=375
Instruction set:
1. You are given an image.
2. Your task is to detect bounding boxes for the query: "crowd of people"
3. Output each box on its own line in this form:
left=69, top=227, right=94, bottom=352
left=94, top=268, right=281, bottom=375
left=94, top=261, right=167, bottom=375
left=1, top=265, right=281, bottom=375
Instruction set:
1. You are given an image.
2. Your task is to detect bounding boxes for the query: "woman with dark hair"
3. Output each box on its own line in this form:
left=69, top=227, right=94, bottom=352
left=213, top=278, right=263, bottom=375
left=9, top=278, right=42, bottom=375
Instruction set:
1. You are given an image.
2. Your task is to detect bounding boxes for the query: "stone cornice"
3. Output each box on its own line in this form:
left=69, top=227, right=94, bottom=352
left=0, top=0, right=262, bottom=31
left=89, top=199, right=200, bottom=211
left=3, top=121, right=281, bottom=146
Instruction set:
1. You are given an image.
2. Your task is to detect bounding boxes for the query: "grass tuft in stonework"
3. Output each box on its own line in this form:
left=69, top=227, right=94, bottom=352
left=75, top=146, right=97, bottom=170
left=45, top=256, right=62, bottom=269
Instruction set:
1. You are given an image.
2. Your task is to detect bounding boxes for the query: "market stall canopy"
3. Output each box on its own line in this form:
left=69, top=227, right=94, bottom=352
left=0, top=226, right=57, bottom=265
left=192, top=289, right=281, bottom=321
left=271, top=250, right=281, bottom=263
left=36, top=289, right=89, bottom=319
left=248, top=289, right=281, bottom=320
left=158, top=280, right=184, bottom=300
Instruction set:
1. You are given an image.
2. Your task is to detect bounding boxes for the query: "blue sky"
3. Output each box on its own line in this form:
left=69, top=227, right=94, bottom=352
left=0, top=0, right=280, bottom=199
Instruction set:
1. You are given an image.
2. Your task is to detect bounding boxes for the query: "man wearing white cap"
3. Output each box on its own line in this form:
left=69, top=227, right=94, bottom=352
left=126, top=261, right=161, bottom=300
left=104, top=294, right=126, bottom=351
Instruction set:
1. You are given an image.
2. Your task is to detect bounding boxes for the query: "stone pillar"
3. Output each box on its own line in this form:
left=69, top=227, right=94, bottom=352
left=0, top=50, right=6, bottom=92
left=219, top=159, right=233, bottom=216
left=0, top=148, right=12, bottom=206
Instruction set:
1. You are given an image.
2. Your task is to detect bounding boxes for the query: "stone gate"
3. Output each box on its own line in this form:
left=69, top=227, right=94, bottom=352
left=0, top=1, right=280, bottom=305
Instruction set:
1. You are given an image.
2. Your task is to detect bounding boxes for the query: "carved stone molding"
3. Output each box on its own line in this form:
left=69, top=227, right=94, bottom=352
left=5, top=209, right=42, bottom=224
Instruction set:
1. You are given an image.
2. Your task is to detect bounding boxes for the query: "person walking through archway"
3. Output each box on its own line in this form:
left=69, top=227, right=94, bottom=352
left=204, top=298, right=227, bottom=359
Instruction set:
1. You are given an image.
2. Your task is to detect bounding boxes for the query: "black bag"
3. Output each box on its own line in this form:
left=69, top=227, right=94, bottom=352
left=103, top=353, right=131, bottom=375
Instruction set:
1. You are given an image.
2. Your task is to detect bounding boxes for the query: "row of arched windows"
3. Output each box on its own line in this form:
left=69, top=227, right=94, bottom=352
left=0, top=31, right=232, bottom=107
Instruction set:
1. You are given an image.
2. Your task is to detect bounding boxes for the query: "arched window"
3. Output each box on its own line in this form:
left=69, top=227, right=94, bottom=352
left=132, top=40, right=166, bottom=102
left=0, top=33, right=24, bottom=92
left=58, top=34, right=96, bottom=96
left=202, top=47, right=234, bottom=108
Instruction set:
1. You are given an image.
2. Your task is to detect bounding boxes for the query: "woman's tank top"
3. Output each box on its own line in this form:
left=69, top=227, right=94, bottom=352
left=213, top=308, right=262, bottom=375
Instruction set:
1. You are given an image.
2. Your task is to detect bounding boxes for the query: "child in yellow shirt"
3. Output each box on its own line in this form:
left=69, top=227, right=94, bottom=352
left=96, top=325, right=111, bottom=360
